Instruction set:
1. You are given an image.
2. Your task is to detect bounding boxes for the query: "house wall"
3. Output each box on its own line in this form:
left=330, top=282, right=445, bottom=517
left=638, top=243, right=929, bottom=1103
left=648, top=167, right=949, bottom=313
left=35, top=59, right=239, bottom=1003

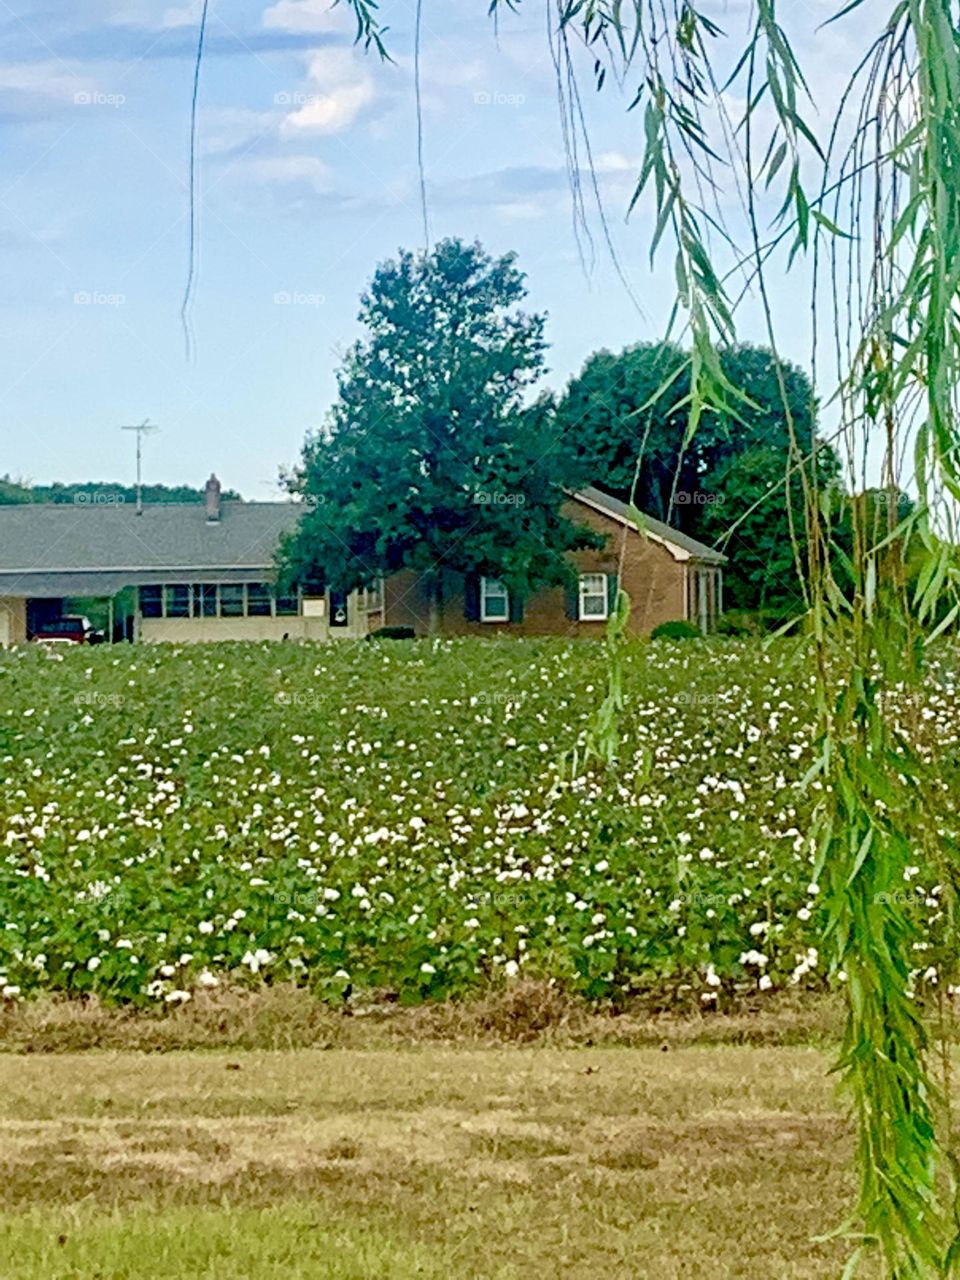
left=139, top=612, right=366, bottom=644
left=0, top=597, right=27, bottom=646
left=136, top=593, right=371, bottom=645
left=382, top=501, right=689, bottom=638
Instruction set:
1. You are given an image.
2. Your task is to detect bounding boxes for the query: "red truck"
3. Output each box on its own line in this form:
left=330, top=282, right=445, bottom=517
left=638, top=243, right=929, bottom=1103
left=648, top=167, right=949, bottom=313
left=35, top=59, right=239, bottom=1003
left=31, top=616, right=105, bottom=645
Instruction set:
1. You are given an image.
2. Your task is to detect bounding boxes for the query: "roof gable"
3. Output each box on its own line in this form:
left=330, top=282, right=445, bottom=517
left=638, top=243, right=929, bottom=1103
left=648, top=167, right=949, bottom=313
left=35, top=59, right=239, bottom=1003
left=572, top=487, right=727, bottom=564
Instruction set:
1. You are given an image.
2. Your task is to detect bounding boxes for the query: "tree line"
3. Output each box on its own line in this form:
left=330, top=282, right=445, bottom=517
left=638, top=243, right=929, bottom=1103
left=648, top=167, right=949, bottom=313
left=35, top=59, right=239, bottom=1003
left=0, top=479, right=242, bottom=506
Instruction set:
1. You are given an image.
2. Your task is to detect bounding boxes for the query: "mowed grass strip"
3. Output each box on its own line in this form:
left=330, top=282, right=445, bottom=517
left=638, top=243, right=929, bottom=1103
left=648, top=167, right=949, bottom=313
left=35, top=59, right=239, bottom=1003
left=0, top=1046, right=875, bottom=1279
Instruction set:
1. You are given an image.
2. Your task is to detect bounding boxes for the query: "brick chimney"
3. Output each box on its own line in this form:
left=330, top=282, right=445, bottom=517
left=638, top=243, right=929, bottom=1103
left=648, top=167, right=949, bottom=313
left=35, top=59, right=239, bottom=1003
left=204, top=473, right=221, bottom=523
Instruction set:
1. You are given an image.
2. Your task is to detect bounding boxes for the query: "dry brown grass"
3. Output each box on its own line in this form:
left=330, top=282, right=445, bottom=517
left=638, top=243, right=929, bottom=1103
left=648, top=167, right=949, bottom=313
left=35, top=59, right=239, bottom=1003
left=0, top=981, right=845, bottom=1054
left=0, top=1041, right=878, bottom=1278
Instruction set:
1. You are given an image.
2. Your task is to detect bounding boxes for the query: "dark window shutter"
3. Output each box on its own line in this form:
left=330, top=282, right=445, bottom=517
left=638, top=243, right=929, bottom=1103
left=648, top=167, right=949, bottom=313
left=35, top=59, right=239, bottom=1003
left=607, top=574, right=619, bottom=615
left=509, top=590, right=525, bottom=624
left=565, top=577, right=579, bottom=620
left=464, top=573, right=481, bottom=622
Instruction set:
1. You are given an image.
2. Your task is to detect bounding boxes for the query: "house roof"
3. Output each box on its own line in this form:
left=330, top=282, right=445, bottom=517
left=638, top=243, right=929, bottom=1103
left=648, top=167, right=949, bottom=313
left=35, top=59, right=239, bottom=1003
left=0, top=501, right=302, bottom=598
left=573, top=486, right=727, bottom=565
left=0, top=485, right=725, bottom=601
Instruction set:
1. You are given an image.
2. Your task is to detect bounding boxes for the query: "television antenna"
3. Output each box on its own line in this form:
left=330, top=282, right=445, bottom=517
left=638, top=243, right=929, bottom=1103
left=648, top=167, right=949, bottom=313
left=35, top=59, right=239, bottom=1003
left=120, top=419, right=160, bottom=516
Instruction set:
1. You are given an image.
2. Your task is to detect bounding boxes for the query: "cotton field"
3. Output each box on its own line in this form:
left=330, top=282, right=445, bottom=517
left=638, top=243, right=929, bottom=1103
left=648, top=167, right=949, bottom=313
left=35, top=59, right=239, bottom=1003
left=1, top=637, right=957, bottom=1007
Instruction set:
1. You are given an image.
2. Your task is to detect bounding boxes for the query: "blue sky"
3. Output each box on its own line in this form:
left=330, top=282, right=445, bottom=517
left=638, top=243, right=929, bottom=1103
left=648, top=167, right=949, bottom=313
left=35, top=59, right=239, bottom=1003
left=0, top=0, right=865, bottom=499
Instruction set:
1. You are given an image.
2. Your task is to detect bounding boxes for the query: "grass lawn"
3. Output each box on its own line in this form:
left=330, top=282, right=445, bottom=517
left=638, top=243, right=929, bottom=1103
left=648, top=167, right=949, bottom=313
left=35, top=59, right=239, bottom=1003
left=0, top=1034, right=876, bottom=1279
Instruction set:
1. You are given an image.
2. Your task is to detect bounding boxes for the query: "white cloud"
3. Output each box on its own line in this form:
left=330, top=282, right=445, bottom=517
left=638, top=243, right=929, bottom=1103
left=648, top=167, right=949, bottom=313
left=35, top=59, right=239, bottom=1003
left=280, top=80, right=374, bottom=135
left=594, top=151, right=640, bottom=174
left=202, top=108, right=275, bottom=156
left=278, top=48, right=375, bottom=136
left=0, top=62, right=92, bottom=105
left=159, top=4, right=205, bottom=27
left=242, top=155, right=332, bottom=192
left=495, top=201, right=545, bottom=221
left=263, top=0, right=350, bottom=34
left=105, top=1, right=203, bottom=30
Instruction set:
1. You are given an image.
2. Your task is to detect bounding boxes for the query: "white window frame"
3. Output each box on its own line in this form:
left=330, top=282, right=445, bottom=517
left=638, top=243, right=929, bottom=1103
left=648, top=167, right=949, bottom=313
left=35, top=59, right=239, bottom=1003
left=480, top=576, right=510, bottom=623
left=578, top=573, right=609, bottom=621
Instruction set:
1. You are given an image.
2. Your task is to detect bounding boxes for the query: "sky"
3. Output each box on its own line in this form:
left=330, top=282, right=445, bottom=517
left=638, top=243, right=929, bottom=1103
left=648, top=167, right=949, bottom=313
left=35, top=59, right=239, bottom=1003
left=0, top=0, right=871, bottom=500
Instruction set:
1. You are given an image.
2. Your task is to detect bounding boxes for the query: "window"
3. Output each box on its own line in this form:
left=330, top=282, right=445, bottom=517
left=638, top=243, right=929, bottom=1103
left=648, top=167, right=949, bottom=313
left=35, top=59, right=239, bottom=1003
left=578, top=573, right=608, bottom=621
left=139, top=586, right=162, bottom=619
left=220, top=584, right=245, bottom=617
left=274, top=589, right=300, bottom=617
left=480, top=577, right=509, bottom=622
left=193, top=584, right=218, bottom=618
left=164, top=584, right=190, bottom=618
left=246, top=582, right=272, bottom=617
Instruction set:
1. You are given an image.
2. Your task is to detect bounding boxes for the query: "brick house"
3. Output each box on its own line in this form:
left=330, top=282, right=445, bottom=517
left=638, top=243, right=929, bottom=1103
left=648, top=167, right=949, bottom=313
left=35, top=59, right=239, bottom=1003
left=0, top=480, right=724, bottom=646
left=368, top=486, right=725, bottom=637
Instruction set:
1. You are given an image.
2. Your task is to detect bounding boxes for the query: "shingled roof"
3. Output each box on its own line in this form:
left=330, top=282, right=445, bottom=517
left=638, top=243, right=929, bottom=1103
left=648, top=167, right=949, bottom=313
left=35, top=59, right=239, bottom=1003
left=0, top=485, right=726, bottom=600
left=0, top=501, right=303, bottom=597
left=573, top=486, right=727, bottom=565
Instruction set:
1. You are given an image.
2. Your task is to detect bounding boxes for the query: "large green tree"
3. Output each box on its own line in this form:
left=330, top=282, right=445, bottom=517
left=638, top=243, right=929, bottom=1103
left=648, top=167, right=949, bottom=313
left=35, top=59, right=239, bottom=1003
left=281, top=238, right=600, bottom=630
left=555, top=341, right=840, bottom=611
